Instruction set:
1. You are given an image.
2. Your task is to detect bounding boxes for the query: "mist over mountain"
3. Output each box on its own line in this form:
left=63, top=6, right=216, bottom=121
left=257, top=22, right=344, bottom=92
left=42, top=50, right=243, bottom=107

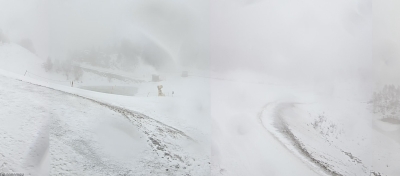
left=0, top=0, right=208, bottom=72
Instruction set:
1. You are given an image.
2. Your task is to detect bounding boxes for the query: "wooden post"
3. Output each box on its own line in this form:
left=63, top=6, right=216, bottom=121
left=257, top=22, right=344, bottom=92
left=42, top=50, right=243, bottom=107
left=24, top=70, right=27, bottom=76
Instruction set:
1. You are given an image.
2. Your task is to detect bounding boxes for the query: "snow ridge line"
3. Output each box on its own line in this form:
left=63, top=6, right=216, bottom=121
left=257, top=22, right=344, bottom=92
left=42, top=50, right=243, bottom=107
left=15, top=78, right=192, bottom=141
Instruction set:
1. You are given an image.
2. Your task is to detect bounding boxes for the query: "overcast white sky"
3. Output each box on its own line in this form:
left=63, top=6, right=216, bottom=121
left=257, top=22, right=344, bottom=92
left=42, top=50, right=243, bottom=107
left=373, top=0, right=400, bottom=85
left=210, top=0, right=372, bottom=81
left=0, top=0, right=48, bottom=58
left=0, top=0, right=397, bottom=84
left=0, top=0, right=207, bottom=62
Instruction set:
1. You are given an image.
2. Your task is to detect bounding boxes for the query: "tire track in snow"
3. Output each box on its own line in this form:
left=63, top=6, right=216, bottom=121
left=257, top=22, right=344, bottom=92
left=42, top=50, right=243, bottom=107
left=258, top=102, right=385, bottom=176
left=258, top=102, right=341, bottom=176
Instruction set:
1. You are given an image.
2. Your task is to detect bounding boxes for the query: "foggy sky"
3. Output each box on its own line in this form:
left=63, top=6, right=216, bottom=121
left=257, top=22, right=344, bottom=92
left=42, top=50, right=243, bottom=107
left=0, top=0, right=398, bottom=84
left=210, top=0, right=372, bottom=81
left=0, top=0, right=49, bottom=58
left=0, top=0, right=208, bottom=66
left=373, top=0, right=400, bottom=85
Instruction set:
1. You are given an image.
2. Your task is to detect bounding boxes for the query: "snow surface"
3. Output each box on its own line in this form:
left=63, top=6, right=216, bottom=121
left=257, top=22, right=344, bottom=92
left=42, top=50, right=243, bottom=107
left=258, top=95, right=400, bottom=175
left=1, top=42, right=400, bottom=176
left=0, top=44, right=210, bottom=175
left=0, top=71, right=211, bottom=175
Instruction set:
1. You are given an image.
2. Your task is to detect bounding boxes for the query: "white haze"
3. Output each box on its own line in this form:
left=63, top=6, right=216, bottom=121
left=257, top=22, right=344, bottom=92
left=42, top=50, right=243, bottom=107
left=0, top=0, right=208, bottom=70
left=0, top=0, right=386, bottom=85
left=373, top=0, right=400, bottom=85
left=1, top=0, right=400, bottom=176
left=7, top=0, right=400, bottom=83
left=210, top=0, right=373, bottom=83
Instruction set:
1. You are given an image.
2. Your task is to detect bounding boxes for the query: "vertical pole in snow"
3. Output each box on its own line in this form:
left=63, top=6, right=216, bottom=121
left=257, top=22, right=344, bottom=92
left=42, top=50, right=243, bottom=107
left=24, top=70, right=27, bottom=76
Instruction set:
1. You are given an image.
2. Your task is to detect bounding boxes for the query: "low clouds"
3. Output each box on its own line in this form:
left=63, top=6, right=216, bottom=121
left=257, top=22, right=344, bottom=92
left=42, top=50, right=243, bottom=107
left=210, top=0, right=372, bottom=82
left=1, top=0, right=399, bottom=85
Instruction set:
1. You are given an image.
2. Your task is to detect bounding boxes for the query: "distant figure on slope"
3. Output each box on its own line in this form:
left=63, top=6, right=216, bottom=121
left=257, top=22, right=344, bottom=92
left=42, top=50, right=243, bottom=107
left=157, top=85, right=164, bottom=96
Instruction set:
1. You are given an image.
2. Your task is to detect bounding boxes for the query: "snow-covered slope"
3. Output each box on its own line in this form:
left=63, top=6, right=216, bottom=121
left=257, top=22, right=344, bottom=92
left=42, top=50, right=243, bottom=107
left=0, top=43, right=210, bottom=175
left=0, top=69, right=210, bottom=175
left=1, top=42, right=399, bottom=175
left=0, top=43, right=43, bottom=74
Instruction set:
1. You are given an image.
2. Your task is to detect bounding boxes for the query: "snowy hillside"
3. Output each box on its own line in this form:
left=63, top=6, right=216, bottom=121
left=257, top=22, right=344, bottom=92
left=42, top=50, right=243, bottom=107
left=0, top=43, right=211, bottom=175
left=1, top=41, right=400, bottom=176
left=0, top=43, right=43, bottom=74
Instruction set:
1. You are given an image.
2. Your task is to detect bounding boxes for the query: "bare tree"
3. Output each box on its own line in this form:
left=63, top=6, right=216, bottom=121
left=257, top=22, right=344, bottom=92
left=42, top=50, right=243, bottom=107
left=42, top=57, right=53, bottom=72
left=73, top=65, right=84, bottom=80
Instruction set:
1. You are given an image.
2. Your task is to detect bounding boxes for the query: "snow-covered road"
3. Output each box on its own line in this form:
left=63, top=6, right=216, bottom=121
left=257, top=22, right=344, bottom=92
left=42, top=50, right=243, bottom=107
left=210, top=80, right=320, bottom=176
left=0, top=74, right=208, bottom=175
left=260, top=101, right=400, bottom=176
left=259, top=102, right=346, bottom=175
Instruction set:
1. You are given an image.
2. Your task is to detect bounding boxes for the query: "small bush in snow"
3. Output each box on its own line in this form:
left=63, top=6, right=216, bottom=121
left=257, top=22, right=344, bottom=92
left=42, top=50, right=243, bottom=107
left=311, top=113, right=342, bottom=139
left=371, top=84, right=400, bottom=120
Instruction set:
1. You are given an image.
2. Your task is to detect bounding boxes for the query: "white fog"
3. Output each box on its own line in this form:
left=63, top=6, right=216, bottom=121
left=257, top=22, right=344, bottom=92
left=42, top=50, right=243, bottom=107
left=0, top=0, right=399, bottom=175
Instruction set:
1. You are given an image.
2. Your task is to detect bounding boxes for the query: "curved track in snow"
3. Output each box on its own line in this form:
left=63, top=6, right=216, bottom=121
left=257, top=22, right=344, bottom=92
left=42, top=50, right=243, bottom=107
left=258, top=102, right=385, bottom=176
left=258, top=102, right=334, bottom=175
left=259, top=102, right=346, bottom=176
left=0, top=74, right=209, bottom=175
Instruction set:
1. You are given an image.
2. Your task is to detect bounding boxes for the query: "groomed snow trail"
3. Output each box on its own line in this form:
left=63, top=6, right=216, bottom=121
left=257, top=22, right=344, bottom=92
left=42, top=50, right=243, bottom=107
left=0, top=74, right=208, bottom=175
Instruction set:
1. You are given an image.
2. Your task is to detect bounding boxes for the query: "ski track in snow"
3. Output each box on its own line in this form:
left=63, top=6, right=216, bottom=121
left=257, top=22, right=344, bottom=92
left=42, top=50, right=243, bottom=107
left=0, top=74, right=209, bottom=175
